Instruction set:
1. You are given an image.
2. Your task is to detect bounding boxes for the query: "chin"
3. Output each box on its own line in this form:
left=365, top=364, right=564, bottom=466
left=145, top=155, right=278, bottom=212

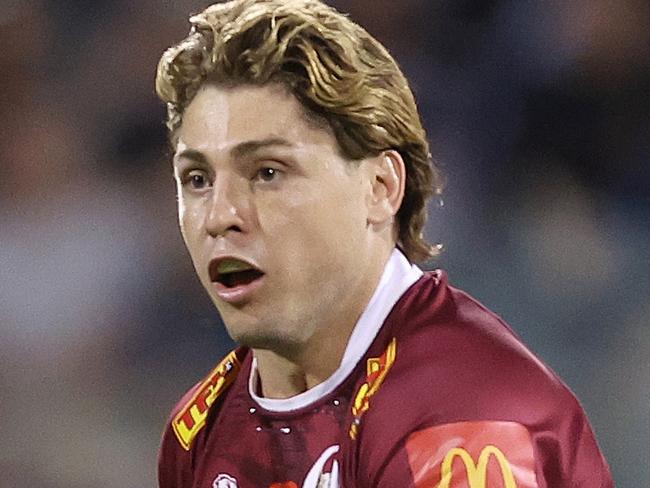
left=228, top=327, right=304, bottom=354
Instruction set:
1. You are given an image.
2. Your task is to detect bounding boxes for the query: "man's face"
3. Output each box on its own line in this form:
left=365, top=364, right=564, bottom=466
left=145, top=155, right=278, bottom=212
left=174, top=83, right=377, bottom=352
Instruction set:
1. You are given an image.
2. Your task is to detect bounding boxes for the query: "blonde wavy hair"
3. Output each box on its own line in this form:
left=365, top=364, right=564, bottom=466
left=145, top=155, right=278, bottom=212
left=155, top=0, right=443, bottom=262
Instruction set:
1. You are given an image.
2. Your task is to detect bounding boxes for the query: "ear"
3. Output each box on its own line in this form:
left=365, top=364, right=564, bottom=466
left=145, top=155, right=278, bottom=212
left=366, top=149, right=406, bottom=226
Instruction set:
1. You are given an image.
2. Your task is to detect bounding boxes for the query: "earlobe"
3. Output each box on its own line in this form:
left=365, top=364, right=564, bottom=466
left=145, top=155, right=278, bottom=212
left=367, top=150, right=406, bottom=225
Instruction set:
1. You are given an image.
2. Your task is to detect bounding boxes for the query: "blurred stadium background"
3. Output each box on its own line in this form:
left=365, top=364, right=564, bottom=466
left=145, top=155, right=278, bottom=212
left=1, top=0, right=648, bottom=486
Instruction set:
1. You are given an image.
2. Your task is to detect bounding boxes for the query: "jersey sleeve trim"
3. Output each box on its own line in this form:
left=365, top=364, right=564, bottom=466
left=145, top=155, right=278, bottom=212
left=172, top=349, right=241, bottom=450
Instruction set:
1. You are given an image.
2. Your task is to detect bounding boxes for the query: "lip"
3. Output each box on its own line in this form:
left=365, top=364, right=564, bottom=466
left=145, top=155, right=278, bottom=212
left=208, top=255, right=265, bottom=304
left=211, top=274, right=266, bottom=303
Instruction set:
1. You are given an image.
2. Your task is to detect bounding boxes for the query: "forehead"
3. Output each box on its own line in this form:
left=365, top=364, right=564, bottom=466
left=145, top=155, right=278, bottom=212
left=175, top=83, right=335, bottom=156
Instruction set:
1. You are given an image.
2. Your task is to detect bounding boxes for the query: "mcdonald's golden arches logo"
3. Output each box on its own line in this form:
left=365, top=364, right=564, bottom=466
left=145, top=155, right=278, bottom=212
left=405, top=421, right=539, bottom=487
left=439, top=445, right=516, bottom=488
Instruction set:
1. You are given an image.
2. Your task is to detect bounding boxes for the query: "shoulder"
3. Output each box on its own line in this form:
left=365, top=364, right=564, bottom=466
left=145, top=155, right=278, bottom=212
left=377, top=270, right=576, bottom=423
left=351, top=274, right=613, bottom=486
left=158, top=347, right=250, bottom=488
left=166, top=347, right=248, bottom=451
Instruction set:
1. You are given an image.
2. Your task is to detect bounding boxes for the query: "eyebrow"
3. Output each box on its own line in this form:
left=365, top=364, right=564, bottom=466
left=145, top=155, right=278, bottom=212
left=174, top=137, right=295, bottom=164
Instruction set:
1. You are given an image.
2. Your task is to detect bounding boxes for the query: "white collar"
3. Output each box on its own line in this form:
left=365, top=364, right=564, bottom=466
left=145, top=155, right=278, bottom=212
left=249, top=248, right=423, bottom=412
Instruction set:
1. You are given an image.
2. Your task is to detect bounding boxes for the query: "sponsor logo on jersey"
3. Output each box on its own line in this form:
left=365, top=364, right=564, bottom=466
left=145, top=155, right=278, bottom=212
left=349, top=338, right=397, bottom=439
left=405, top=421, right=539, bottom=488
left=173, top=350, right=241, bottom=450
left=213, top=473, right=238, bottom=488
left=438, top=446, right=516, bottom=488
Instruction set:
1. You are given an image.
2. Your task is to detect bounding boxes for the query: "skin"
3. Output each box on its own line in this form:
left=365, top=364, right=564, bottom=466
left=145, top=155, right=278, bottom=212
left=173, top=83, right=406, bottom=399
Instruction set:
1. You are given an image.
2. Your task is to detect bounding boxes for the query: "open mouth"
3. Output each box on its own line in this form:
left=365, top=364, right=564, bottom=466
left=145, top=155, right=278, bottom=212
left=209, top=258, right=265, bottom=289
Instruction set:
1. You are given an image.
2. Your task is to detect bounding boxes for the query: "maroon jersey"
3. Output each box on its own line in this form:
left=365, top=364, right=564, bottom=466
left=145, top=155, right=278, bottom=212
left=159, top=251, right=613, bottom=487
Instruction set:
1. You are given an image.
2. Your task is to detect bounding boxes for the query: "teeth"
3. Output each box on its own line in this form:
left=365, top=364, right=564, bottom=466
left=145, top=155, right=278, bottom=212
left=217, top=259, right=254, bottom=275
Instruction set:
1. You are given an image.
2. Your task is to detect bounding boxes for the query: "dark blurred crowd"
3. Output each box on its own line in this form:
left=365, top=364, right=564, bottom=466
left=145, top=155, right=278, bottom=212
left=1, top=0, right=648, bottom=486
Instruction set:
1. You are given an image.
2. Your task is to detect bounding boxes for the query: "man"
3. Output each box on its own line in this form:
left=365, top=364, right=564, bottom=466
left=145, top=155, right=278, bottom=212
left=155, top=1, right=613, bottom=486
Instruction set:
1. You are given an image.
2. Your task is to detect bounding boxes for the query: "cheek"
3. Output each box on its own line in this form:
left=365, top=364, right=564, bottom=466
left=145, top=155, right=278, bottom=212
left=177, top=194, right=187, bottom=224
left=176, top=191, right=190, bottom=238
left=178, top=202, right=210, bottom=285
left=178, top=198, right=205, bottom=247
left=261, top=190, right=364, bottom=259
left=256, top=184, right=318, bottom=232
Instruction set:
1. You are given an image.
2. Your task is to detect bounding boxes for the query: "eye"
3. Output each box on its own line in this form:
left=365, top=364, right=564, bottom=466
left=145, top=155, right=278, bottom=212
left=255, top=167, right=280, bottom=182
left=183, top=169, right=211, bottom=190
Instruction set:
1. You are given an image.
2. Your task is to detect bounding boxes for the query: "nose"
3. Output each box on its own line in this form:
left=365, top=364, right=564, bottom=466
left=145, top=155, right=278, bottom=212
left=204, top=174, right=248, bottom=238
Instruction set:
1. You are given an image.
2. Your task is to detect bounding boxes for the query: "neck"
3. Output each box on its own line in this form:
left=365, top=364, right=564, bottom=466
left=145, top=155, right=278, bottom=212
left=253, top=246, right=392, bottom=399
